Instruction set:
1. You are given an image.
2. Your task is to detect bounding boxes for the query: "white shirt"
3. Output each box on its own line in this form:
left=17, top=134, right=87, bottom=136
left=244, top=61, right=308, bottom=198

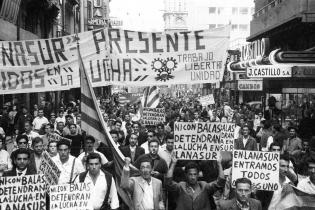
left=297, top=177, right=315, bottom=194
left=56, top=116, right=66, bottom=124
left=33, top=116, right=49, bottom=130
left=77, top=171, right=120, bottom=210
left=268, top=177, right=290, bottom=210
left=142, top=178, right=154, bottom=210
left=52, top=155, right=85, bottom=184
left=158, top=148, right=173, bottom=168
left=262, top=136, right=274, bottom=152
left=0, top=149, right=12, bottom=172
left=34, top=154, right=42, bottom=173
left=141, top=141, right=149, bottom=154
left=77, top=150, right=108, bottom=167
left=242, top=136, right=249, bottom=148
left=234, top=125, right=241, bottom=139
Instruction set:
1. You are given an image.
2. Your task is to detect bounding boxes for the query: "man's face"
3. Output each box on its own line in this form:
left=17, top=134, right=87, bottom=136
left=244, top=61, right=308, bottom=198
left=17, top=138, right=28, bottom=149
left=131, top=123, right=139, bottom=133
left=66, top=117, right=73, bottom=124
left=243, top=127, right=249, bottom=136
left=58, top=145, right=70, bottom=162
left=149, top=142, right=159, bottom=155
left=147, top=132, right=154, bottom=141
left=157, top=126, right=164, bottom=134
left=103, top=113, right=109, bottom=122
left=279, top=159, right=289, bottom=177
left=70, top=125, right=76, bottom=134
left=186, top=168, right=198, bottom=185
left=85, top=140, right=94, bottom=151
left=48, top=142, right=57, bottom=155
left=140, top=162, right=152, bottom=180
left=33, top=141, right=44, bottom=156
left=87, top=158, right=101, bottom=176
left=15, top=153, right=29, bottom=171
left=125, top=114, right=130, bottom=121
left=22, top=108, right=27, bottom=114
left=129, top=134, right=138, bottom=147
left=38, top=110, right=44, bottom=117
left=289, top=129, right=296, bottom=138
left=303, top=142, right=310, bottom=151
left=115, top=122, right=122, bottom=131
left=271, top=146, right=281, bottom=152
left=50, top=115, right=56, bottom=122
left=194, top=112, right=199, bottom=119
left=308, top=163, right=315, bottom=181
left=236, top=183, right=251, bottom=203
left=111, top=134, right=119, bottom=143
left=24, top=123, right=32, bottom=132
left=45, top=125, right=52, bottom=134
left=166, top=139, right=174, bottom=152
left=59, top=111, right=64, bottom=117
left=57, top=122, right=64, bottom=131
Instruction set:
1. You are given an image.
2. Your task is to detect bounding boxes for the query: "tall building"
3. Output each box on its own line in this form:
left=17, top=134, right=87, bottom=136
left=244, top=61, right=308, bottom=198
left=185, top=0, right=254, bottom=49
left=163, top=0, right=188, bottom=31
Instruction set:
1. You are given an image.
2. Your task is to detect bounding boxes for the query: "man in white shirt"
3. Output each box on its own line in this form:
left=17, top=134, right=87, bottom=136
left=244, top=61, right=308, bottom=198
left=268, top=154, right=293, bottom=210
left=32, top=108, right=49, bottom=132
left=52, top=139, right=85, bottom=184
left=76, top=153, right=119, bottom=210
left=23, top=121, right=40, bottom=148
left=297, top=158, right=315, bottom=194
left=0, top=140, right=12, bottom=176
left=78, top=135, right=108, bottom=168
left=158, top=134, right=174, bottom=168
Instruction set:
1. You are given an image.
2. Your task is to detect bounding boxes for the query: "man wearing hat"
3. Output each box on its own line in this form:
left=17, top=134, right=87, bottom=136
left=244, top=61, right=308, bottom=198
left=282, top=126, right=302, bottom=160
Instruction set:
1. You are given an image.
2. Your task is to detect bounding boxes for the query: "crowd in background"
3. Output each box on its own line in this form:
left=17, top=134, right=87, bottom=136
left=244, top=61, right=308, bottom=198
left=0, top=92, right=315, bottom=210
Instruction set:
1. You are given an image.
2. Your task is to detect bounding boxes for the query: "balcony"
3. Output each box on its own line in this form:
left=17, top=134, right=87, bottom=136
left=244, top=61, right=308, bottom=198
left=248, top=0, right=315, bottom=41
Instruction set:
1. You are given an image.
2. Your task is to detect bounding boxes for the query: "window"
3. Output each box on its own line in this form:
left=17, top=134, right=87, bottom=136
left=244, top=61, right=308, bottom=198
left=209, top=7, right=216, bottom=14
left=232, top=24, right=238, bottom=30
left=239, top=24, right=248, bottom=31
left=239, top=7, right=249, bottom=15
left=209, top=24, right=216, bottom=29
left=232, top=7, right=238, bottom=15
left=217, top=24, right=224, bottom=28
left=94, top=0, right=101, bottom=7
left=87, top=1, right=92, bottom=19
left=217, top=7, right=224, bottom=15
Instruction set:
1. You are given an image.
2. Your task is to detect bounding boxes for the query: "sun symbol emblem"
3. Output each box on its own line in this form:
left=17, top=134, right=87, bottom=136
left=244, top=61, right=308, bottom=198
left=151, top=57, right=177, bottom=81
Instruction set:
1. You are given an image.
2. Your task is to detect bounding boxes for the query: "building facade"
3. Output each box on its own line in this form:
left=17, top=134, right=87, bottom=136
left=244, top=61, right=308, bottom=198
left=230, top=0, right=315, bottom=133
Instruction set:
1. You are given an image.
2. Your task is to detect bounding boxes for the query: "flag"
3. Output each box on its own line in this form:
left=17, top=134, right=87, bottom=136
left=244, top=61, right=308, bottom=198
left=78, top=47, right=138, bottom=208
left=275, top=184, right=315, bottom=210
left=141, top=86, right=160, bottom=108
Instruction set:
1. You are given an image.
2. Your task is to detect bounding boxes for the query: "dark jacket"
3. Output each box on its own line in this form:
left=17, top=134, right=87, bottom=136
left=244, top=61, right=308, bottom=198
left=119, top=145, right=145, bottom=163
left=166, top=177, right=226, bottom=210
left=218, top=198, right=262, bottom=210
left=234, top=136, right=258, bottom=151
left=3, top=167, right=36, bottom=177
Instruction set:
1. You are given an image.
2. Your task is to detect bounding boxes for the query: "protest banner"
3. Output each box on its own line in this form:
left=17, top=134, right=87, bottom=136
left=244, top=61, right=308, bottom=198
left=39, top=151, right=61, bottom=189
left=199, top=94, right=215, bottom=106
left=50, top=183, right=93, bottom=210
left=174, top=122, right=234, bottom=160
left=47, top=133, right=72, bottom=143
left=0, top=174, right=46, bottom=210
left=232, top=150, right=280, bottom=191
left=0, top=27, right=229, bottom=94
left=142, top=107, right=165, bottom=125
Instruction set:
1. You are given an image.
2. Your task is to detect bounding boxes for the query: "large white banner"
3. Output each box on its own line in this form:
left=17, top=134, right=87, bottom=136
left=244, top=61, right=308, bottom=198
left=0, top=27, right=229, bottom=94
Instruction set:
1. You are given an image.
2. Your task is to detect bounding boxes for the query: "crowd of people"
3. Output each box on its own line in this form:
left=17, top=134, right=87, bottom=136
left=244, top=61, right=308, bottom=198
left=0, top=93, right=315, bottom=210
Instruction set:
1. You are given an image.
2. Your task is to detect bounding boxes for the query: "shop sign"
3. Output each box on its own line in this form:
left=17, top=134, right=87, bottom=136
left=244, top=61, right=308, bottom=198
left=87, top=18, right=107, bottom=26
left=240, top=38, right=270, bottom=62
left=292, top=66, right=315, bottom=78
left=247, top=65, right=292, bottom=78
left=238, top=80, right=263, bottom=91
